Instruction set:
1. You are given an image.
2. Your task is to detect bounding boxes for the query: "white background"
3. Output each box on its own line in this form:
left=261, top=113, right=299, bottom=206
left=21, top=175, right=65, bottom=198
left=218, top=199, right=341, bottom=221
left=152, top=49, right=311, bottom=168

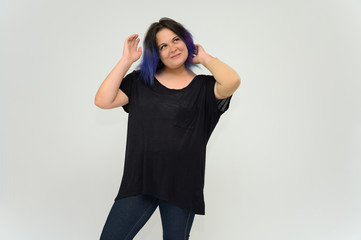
left=1, top=0, right=361, bottom=239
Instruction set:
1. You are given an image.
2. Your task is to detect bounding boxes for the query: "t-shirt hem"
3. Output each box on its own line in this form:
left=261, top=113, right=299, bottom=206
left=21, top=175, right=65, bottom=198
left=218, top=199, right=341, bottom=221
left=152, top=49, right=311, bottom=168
left=114, top=191, right=205, bottom=215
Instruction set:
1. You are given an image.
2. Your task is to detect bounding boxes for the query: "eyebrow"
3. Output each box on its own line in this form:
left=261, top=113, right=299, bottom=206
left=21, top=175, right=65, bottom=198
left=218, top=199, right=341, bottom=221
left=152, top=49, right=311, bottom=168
left=158, top=36, right=179, bottom=48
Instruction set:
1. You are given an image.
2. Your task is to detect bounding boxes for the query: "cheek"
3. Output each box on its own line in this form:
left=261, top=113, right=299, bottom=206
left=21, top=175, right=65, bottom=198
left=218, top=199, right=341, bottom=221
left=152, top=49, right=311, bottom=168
left=182, top=45, right=189, bottom=57
left=161, top=49, right=170, bottom=59
left=159, top=51, right=167, bottom=61
left=181, top=42, right=188, bottom=52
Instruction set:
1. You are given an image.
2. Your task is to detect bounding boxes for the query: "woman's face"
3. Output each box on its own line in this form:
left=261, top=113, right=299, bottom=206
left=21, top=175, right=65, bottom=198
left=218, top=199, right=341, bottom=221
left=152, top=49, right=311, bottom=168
left=156, top=28, right=188, bottom=70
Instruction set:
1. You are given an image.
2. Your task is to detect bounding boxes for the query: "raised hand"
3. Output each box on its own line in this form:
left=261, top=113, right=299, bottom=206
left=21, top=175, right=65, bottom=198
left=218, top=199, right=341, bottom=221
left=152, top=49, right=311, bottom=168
left=121, top=34, right=142, bottom=63
left=192, top=44, right=214, bottom=66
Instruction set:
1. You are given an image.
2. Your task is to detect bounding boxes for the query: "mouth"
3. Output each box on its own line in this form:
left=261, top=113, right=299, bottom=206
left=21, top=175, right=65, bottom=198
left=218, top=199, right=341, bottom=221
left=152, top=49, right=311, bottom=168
left=171, top=53, right=181, bottom=58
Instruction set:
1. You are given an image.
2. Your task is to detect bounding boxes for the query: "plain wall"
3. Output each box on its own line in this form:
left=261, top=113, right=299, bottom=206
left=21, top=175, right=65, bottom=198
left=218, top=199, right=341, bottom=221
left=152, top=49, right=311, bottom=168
left=1, top=0, right=361, bottom=239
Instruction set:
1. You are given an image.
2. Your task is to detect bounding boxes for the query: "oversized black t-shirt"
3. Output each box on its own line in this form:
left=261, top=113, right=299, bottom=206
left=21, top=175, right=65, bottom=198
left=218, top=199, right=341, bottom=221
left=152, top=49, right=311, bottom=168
left=115, top=70, right=232, bottom=215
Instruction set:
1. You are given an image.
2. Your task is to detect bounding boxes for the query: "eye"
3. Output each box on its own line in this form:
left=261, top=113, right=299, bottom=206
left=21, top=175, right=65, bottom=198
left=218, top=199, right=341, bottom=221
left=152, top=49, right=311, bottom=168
left=174, top=38, right=180, bottom=42
left=160, top=44, right=167, bottom=50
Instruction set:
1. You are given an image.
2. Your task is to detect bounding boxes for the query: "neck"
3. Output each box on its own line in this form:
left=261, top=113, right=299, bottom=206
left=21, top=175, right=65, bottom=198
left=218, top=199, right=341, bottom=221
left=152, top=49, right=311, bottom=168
left=162, top=65, right=189, bottom=76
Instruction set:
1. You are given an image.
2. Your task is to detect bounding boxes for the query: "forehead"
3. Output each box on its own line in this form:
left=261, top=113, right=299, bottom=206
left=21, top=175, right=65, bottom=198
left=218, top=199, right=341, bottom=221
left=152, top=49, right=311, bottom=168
left=156, top=28, right=178, bottom=44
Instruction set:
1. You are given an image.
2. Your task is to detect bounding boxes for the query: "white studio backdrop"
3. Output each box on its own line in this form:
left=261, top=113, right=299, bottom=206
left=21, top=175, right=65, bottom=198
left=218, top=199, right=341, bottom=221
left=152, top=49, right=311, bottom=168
left=1, top=0, right=361, bottom=239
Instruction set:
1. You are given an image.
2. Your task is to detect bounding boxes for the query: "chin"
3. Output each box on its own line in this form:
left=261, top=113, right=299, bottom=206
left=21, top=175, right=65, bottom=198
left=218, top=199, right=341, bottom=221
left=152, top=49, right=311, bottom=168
left=170, top=62, right=187, bottom=69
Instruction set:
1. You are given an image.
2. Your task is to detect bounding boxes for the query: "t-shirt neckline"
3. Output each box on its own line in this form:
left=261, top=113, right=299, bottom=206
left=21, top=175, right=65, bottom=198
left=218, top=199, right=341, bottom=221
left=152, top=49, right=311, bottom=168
left=153, top=75, right=198, bottom=93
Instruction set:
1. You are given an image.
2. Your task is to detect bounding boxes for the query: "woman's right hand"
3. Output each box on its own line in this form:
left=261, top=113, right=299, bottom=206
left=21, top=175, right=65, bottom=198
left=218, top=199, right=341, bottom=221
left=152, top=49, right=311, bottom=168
left=121, top=34, right=142, bottom=63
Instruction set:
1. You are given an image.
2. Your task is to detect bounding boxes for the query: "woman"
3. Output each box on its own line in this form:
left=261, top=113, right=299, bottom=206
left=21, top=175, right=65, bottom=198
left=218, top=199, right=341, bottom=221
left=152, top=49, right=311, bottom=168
left=95, top=17, right=240, bottom=240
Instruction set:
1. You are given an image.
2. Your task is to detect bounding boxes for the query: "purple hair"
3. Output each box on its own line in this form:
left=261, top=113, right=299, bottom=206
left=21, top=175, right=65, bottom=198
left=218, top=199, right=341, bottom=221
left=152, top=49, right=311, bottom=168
left=136, top=17, right=199, bottom=86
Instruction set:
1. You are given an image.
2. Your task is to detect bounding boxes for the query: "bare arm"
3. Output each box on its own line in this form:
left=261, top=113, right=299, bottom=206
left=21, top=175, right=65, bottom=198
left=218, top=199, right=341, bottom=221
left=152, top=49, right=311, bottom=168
left=94, top=34, right=142, bottom=109
left=193, top=44, right=241, bottom=99
left=204, top=57, right=241, bottom=99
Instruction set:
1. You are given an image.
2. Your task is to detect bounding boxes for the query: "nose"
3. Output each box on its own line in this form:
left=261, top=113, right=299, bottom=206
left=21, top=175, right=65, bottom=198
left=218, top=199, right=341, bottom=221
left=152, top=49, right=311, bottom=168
left=169, top=43, right=177, bottom=52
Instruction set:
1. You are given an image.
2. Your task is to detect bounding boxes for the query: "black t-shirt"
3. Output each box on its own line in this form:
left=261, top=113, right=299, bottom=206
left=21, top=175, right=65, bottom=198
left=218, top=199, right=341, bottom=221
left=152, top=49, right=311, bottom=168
left=115, top=70, right=232, bottom=215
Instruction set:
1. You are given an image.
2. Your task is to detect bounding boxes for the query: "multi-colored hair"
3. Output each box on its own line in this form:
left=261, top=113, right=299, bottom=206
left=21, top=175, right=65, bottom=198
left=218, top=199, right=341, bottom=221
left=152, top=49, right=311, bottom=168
left=136, top=17, right=198, bottom=86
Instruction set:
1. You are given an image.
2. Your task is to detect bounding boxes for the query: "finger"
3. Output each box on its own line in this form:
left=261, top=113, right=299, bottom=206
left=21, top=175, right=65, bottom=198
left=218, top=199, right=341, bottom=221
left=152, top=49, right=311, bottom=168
left=131, top=38, right=140, bottom=49
left=126, top=34, right=135, bottom=41
left=194, top=46, right=199, bottom=55
left=128, top=36, right=136, bottom=43
left=127, top=34, right=138, bottom=42
left=132, top=36, right=140, bottom=45
left=129, top=37, right=140, bottom=49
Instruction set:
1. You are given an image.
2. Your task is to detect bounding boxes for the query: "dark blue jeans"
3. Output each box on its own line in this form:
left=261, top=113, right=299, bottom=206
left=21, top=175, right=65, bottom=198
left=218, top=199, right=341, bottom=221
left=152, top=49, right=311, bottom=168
left=100, top=194, right=195, bottom=240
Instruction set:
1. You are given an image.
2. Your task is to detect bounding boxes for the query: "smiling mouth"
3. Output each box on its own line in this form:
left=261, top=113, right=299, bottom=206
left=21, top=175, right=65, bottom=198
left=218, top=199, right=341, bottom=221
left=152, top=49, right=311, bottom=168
left=171, top=53, right=181, bottom=58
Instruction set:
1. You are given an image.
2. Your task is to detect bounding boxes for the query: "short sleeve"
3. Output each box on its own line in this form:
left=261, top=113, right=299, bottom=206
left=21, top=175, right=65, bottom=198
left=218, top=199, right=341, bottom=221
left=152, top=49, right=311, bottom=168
left=205, top=75, right=232, bottom=115
left=119, top=70, right=138, bottom=113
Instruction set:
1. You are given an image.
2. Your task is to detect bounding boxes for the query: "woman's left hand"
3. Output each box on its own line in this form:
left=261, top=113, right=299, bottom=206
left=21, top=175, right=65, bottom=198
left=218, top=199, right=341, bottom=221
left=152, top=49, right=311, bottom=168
left=192, top=44, right=215, bottom=66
